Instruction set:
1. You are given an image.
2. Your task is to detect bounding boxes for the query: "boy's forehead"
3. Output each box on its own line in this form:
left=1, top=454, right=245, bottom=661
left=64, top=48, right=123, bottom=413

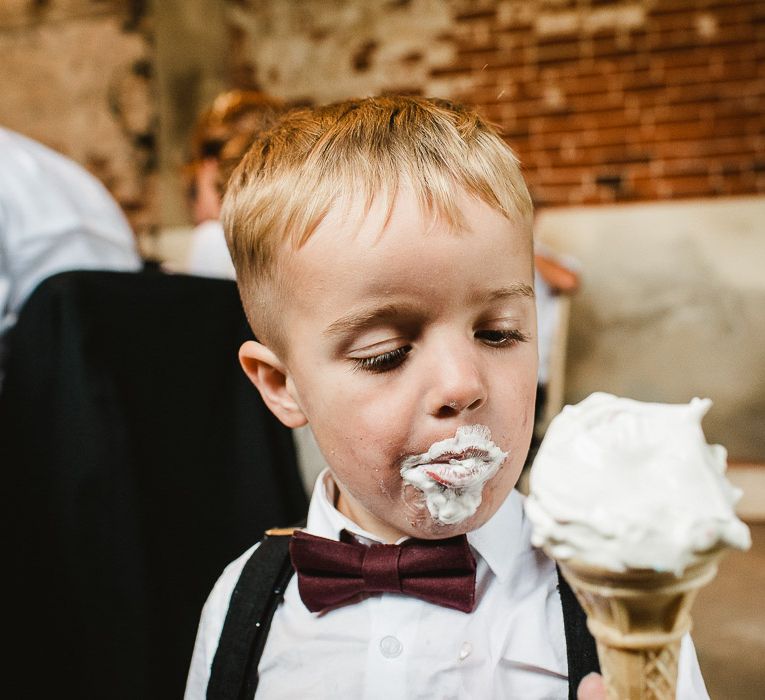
left=274, top=189, right=534, bottom=308
left=279, top=187, right=533, bottom=315
left=307, top=187, right=413, bottom=248
left=301, top=184, right=530, bottom=252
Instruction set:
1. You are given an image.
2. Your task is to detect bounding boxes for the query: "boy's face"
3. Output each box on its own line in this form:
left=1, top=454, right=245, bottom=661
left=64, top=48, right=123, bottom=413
left=243, top=187, right=537, bottom=542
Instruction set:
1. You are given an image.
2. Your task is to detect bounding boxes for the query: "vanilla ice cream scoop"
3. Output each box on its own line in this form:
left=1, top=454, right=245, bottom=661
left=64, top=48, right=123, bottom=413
left=525, top=392, right=751, bottom=575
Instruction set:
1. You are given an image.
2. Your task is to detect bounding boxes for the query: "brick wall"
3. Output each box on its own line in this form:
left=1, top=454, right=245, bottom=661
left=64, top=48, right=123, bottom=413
left=430, top=0, right=765, bottom=206
left=228, top=0, right=765, bottom=207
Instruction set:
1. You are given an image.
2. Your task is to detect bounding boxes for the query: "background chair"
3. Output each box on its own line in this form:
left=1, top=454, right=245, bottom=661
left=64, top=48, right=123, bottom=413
left=1, top=269, right=307, bottom=699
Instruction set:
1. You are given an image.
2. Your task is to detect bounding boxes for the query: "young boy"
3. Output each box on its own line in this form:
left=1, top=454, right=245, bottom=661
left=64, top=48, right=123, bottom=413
left=185, top=96, right=708, bottom=699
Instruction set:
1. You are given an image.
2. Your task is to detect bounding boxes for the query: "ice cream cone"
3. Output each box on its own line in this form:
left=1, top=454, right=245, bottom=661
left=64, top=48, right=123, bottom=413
left=557, top=551, right=724, bottom=700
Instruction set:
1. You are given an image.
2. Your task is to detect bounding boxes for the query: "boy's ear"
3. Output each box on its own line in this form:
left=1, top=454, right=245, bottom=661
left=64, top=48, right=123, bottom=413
left=238, top=340, right=308, bottom=428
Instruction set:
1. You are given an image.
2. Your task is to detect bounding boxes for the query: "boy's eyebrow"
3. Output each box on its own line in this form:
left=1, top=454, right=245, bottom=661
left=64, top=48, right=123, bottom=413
left=470, top=283, right=535, bottom=304
left=324, top=303, right=412, bottom=338
left=324, top=284, right=534, bottom=339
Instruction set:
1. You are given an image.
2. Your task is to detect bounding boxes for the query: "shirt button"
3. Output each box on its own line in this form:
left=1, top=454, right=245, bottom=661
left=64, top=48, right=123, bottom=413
left=379, top=635, right=403, bottom=658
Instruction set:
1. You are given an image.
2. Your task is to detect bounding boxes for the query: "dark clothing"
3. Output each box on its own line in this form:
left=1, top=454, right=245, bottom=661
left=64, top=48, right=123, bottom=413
left=1, top=270, right=308, bottom=699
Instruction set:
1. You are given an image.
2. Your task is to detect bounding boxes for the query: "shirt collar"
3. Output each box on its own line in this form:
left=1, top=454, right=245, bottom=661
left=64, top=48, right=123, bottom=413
left=306, top=469, right=408, bottom=544
left=306, top=468, right=530, bottom=581
left=467, top=487, right=528, bottom=583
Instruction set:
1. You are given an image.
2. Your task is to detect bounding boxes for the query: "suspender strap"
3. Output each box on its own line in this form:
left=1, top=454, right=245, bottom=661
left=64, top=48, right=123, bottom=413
left=558, top=565, right=601, bottom=699
left=207, top=535, right=295, bottom=700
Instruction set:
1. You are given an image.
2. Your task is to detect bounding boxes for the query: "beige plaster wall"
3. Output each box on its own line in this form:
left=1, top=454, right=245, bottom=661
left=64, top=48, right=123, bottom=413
left=535, top=195, right=765, bottom=461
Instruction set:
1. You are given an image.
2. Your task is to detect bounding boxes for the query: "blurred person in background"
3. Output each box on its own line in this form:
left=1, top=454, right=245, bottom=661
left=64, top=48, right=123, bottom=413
left=184, top=90, right=330, bottom=491
left=184, top=90, right=286, bottom=278
left=0, top=127, right=142, bottom=388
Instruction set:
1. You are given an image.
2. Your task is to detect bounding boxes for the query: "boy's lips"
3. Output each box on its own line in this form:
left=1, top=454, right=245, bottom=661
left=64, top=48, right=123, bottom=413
left=422, top=460, right=492, bottom=488
left=404, top=446, right=497, bottom=488
left=399, top=424, right=509, bottom=524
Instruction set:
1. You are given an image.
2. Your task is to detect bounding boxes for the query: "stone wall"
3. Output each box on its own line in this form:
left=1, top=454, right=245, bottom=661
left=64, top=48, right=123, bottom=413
left=0, top=0, right=156, bottom=235
left=224, top=0, right=455, bottom=103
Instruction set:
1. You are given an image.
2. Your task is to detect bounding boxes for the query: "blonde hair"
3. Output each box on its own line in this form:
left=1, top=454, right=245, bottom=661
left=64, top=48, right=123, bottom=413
left=222, top=95, right=533, bottom=353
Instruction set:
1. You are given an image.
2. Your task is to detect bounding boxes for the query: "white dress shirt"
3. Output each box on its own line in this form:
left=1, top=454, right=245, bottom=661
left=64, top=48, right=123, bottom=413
left=185, top=470, right=709, bottom=699
left=0, top=127, right=141, bottom=378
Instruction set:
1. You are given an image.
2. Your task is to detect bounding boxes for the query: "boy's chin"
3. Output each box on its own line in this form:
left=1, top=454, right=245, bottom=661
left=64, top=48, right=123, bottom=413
left=393, top=477, right=512, bottom=540
left=395, top=500, right=499, bottom=540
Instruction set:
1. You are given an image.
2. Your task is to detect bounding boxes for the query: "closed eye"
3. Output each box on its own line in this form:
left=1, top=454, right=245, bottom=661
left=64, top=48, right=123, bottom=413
left=475, top=329, right=529, bottom=347
left=352, top=345, right=412, bottom=373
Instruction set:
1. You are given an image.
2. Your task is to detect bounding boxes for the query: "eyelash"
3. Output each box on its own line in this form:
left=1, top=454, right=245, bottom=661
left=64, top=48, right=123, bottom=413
left=353, top=345, right=412, bottom=373
left=352, top=329, right=529, bottom=374
left=475, top=329, right=530, bottom=347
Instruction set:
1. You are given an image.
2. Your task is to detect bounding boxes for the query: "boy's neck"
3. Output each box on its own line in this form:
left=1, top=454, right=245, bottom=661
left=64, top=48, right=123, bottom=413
left=329, top=474, right=409, bottom=544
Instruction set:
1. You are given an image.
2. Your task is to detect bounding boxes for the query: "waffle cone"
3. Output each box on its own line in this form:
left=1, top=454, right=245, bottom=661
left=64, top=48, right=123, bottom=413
left=558, top=552, right=723, bottom=700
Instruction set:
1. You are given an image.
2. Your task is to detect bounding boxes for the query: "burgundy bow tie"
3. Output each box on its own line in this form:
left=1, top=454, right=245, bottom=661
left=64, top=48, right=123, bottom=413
left=288, top=529, right=476, bottom=613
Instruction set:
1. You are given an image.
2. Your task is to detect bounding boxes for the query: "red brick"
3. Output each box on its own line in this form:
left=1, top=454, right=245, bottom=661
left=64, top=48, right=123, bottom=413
left=669, top=174, right=717, bottom=198
left=647, top=10, right=703, bottom=32
left=645, top=6, right=760, bottom=32
left=665, top=60, right=759, bottom=87
left=532, top=40, right=584, bottom=66
left=647, top=22, right=758, bottom=52
left=531, top=165, right=591, bottom=186
left=455, top=43, right=502, bottom=58
left=657, top=136, right=759, bottom=160
left=528, top=182, right=586, bottom=207
left=649, top=0, right=756, bottom=17
left=661, top=77, right=763, bottom=104
left=565, top=91, right=638, bottom=115
left=534, top=123, right=634, bottom=149
left=590, top=34, right=651, bottom=61
left=651, top=102, right=714, bottom=124
left=454, top=8, right=497, bottom=22
left=645, top=115, right=762, bottom=144
left=535, top=107, right=640, bottom=133
left=430, top=61, right=476, bottom=78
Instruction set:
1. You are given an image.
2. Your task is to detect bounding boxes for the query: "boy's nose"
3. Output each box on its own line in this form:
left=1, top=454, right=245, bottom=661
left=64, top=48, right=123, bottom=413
left=427, top=348, right=487, bottom=419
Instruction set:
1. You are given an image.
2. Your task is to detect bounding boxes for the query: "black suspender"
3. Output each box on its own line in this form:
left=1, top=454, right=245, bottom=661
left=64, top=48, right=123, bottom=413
left=207, top=534, right=294, bottom=700
left=557, top=565, right=601, bottom=699
left=207, top=535, right=600, bottom=699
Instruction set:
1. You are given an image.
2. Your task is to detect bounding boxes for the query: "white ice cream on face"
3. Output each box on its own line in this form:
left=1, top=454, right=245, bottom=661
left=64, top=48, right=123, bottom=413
left=525, top=393, right=751, bottom=575
left=400, top=424, right=508, bottom=525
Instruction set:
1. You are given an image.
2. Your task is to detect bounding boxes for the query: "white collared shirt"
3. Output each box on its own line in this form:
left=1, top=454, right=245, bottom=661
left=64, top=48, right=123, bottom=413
left=185, top=470, right=709, bottom=699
